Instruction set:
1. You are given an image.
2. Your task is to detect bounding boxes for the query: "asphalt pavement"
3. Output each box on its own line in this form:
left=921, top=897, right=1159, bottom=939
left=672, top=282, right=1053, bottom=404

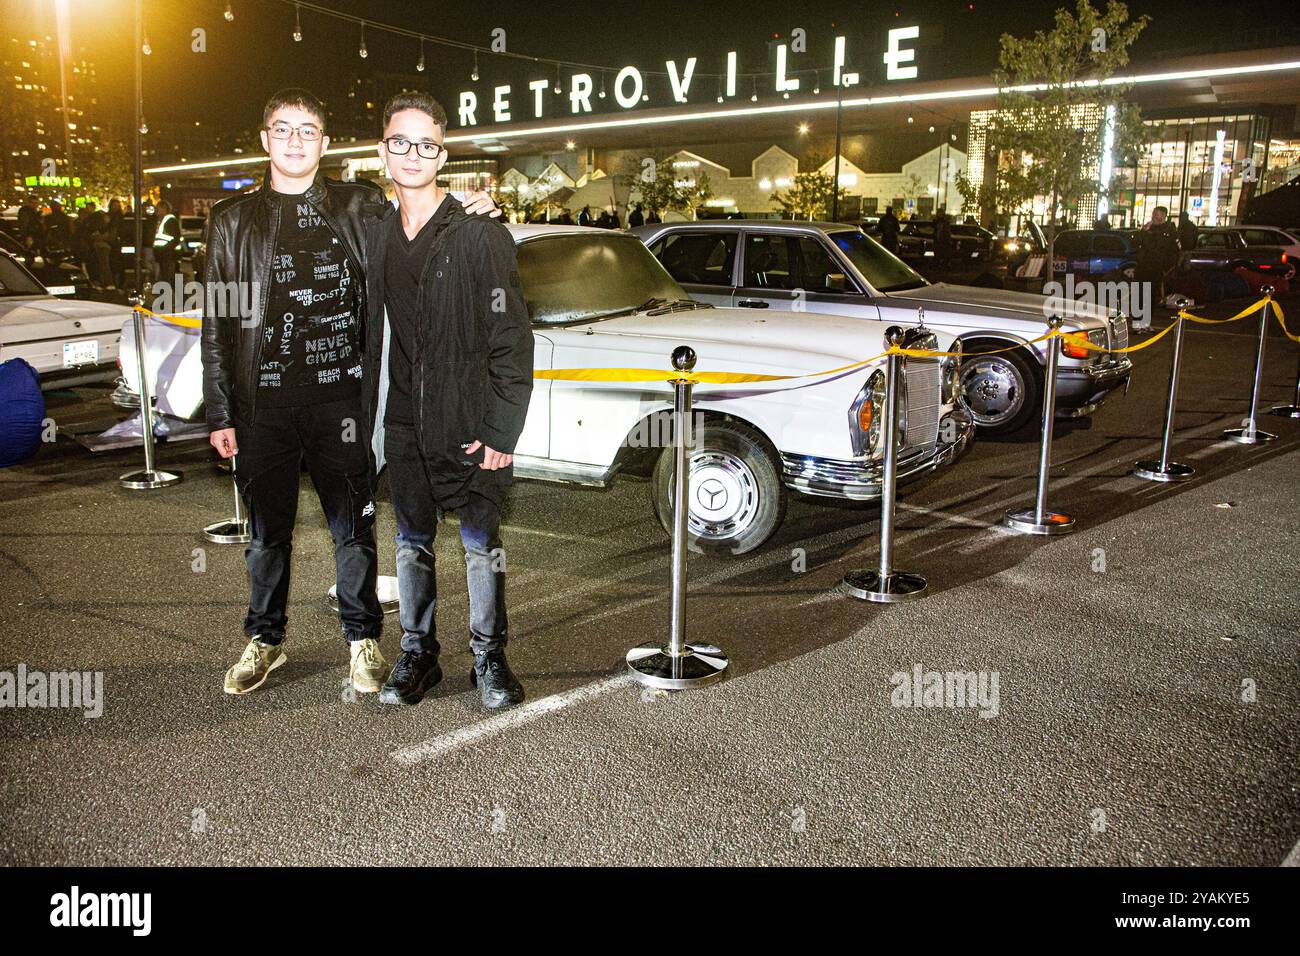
left=1, top=298, right=1297, bottom=865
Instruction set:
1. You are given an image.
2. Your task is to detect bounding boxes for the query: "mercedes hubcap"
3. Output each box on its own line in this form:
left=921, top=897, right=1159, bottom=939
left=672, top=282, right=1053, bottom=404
left=669, top=451, right=760, bottom=540
left=960, top=357, right=1025, bottom=426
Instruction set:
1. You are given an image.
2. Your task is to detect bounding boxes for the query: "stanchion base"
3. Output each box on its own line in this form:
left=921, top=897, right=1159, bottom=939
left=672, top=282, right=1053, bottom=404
left=626, top=643, right=728, bottom=690
left=203, top=519, right=250, bottom=544
left=119, top=469, right=182, bottom=490
left=1222, top=427, right=1277, bottom=444
left=328, top=575, right=400, bottom=615
left=1268, top=404, right=1300, bottom=419
left=1002, top=506, right=1075, bottom=535
left=1132, top=459, right=1195, bottom=483
left=842, top=568, right=927, bottom=603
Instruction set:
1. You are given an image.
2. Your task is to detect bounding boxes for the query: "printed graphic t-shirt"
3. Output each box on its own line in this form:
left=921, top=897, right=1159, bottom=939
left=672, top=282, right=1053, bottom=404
left=257, top=192, right=362, bottom=407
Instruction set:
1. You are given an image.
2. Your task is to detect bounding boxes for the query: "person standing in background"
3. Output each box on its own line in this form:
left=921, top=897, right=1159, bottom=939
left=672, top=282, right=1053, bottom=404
left=1134, top=206, right=1181, bottom=330
left=878, top=205, right=901, bottom=254
left=1177, top=210, right=1198, bottom=257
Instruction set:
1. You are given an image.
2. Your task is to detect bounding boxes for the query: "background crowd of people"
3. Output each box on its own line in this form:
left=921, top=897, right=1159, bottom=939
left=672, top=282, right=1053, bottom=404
left=10, top=195, right=185, bottom=291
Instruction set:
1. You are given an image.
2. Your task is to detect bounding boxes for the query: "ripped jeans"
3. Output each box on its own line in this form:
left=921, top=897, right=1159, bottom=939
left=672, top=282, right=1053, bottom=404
left=384, top=422, right=508, bottom=657
left=233, top=396, right=383, bottom=645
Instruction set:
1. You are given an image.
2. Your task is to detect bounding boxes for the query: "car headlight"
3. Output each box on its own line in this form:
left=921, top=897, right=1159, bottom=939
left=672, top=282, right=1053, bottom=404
left=849, top=368, right=886, bottom=457
left=1061, top=328, right=1107, bottom=359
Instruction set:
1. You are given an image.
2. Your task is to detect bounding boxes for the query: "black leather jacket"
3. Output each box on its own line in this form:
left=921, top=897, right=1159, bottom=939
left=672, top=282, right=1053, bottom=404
left=200, top=170, right=382, bottom=430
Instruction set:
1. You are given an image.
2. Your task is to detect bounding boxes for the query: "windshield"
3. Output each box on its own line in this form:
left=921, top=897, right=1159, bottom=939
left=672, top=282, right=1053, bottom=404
left=829, top=230, right=929, bottom=293
left=517, top=233, right=687, bottom=325
left=0, top=254, right=46, bottom=296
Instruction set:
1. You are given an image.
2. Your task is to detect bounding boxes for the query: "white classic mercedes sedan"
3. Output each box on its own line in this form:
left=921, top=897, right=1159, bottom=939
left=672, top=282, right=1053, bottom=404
left=504, top=225, right=972, bottom=554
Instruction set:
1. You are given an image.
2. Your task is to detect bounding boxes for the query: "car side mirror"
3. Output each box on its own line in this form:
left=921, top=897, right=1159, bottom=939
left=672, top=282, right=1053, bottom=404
left=826, top=273, right=849, bottom=292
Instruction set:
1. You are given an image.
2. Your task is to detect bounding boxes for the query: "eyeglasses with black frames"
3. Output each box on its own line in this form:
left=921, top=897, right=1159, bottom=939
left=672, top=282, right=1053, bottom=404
left=383, top=136, right=444, bottom=159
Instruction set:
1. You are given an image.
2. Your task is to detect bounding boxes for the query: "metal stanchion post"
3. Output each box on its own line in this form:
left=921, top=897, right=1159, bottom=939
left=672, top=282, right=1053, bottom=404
left=627, top=346, right=729, bottom=689
left=203, top=454, right=250, bottom=544
left=120, top=294, right=182, bottom=489
left=1223, top=288, right=1278, bottom=444
left=1134, top=299, right=1195, bottom=482
left=1003, top=316, right=1075, bottom=535
left=843, top=328, right=927, bottom=602
left=1269, top=335, right=1300, bottom=419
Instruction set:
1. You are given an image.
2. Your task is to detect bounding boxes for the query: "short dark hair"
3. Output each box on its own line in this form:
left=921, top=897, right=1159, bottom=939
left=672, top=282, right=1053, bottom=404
left=382, top=91, right=447, bottom=135
left=1154, top=205, right=1169, bottom=215
left=263, top=88, right=326, bottom=129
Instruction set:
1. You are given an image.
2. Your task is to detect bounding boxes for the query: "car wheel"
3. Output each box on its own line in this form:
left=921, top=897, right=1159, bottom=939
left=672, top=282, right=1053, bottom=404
left=957, top=344, right=1041, bottom=435
left=650, top=420, right=786, bottom=556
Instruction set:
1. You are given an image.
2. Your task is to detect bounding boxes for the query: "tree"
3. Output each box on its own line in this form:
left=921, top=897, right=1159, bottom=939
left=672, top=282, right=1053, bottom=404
left=82, top=145, right=134, bottom=206
left=677, top=171, right=713, bottom=220
left=770, top=171, right=847, bottom=221
left=983, top=0, right=1149, bottom=268
left=630, top=160, right=680, bottom=219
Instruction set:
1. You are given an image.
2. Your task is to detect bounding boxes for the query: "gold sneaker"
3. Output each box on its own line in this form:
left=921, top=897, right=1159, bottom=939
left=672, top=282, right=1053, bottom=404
left=349, top=638, right=389, bottom=694
left=224, top=639, right=286, bottom=695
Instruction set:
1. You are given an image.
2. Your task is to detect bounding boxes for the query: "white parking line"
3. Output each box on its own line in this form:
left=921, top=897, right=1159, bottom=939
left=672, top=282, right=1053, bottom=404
left=391, top=673, right=636, bottom=767
left=1282, top=838, right=1300, bottom=867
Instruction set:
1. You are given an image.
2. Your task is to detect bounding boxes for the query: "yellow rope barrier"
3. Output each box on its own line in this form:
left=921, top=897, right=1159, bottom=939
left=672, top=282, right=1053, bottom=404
left=133, top=305, right=202, bottom=330
left=139, top=294, right=1293, bottom=383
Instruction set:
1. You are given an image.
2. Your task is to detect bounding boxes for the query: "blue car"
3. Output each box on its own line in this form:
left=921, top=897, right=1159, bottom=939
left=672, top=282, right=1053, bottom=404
left=1051, top=229, right=1139, bottom=280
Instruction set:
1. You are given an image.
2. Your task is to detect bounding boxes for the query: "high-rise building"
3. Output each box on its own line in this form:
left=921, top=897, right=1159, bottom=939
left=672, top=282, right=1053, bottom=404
left=1, top=31, right=104, bottom=196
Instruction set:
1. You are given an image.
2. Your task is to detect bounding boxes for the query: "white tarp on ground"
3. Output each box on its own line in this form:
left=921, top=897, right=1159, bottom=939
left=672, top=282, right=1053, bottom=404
left=117, top=310, right=203, bottom=419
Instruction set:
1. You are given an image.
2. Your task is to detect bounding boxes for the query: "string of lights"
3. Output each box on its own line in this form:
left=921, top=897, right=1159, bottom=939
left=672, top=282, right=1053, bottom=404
left=190, top=0, right=853, bottom=93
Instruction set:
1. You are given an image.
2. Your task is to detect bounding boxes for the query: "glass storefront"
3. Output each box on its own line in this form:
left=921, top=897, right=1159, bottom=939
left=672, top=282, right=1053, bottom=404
left=1122, top=114, right=1269, bottom=228
left=967, top=107, right=1280, bottom=232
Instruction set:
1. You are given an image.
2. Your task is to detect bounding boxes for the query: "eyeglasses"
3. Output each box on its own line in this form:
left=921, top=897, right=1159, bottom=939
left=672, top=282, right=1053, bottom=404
left=264, top=122, right=323, bottom=142
left=383, top=136, right=444, bottom=159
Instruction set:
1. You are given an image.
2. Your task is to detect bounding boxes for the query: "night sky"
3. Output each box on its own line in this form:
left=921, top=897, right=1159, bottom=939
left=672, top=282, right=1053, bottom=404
left=13, top=0, right=1295, bottom=140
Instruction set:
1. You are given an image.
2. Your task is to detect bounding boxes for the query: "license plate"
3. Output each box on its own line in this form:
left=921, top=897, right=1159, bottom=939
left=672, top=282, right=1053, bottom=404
left=63, top=339, right=99, bottom=368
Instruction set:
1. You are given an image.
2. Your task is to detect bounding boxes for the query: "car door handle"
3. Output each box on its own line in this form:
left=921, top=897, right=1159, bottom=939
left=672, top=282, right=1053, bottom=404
left=737, top=299, right=769, bottom=308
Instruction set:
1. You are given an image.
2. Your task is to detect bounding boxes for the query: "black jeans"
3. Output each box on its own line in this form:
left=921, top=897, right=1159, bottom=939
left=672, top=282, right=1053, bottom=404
left=234, top=396, right=382, bottom=645
left=384, top=422, right=508, bottom=657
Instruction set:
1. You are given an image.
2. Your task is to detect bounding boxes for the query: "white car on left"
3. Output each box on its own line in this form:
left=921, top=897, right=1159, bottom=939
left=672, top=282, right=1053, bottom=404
left=0, top=250, right=131, bottom=389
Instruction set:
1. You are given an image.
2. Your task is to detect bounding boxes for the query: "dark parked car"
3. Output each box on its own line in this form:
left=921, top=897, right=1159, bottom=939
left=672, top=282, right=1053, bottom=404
left=1180, top=228, right=1292, bottom=277
left=1050, top=229, right=1140, bottom=280
left=0, top=230, right=89, bottom=297
left=866, top=218, right=997, bottom=264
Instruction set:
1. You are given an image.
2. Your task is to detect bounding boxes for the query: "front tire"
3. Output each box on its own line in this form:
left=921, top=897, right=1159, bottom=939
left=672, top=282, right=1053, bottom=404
left=650, top=420, right=786, bottom=556
left=958, top=343, right=1041, bottom=435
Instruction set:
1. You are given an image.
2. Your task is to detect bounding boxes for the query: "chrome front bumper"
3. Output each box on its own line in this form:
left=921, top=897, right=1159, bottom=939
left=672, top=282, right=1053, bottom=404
left=781, top=412, right=975, bottom=501
left=1056, top=356, right=1133, bottom=410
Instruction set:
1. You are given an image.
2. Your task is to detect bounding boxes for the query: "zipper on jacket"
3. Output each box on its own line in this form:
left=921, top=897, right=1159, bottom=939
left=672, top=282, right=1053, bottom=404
left=248, top=198, right=281, bottom=422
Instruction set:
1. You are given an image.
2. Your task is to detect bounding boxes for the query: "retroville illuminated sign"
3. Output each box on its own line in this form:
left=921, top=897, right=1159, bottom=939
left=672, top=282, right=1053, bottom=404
left=454, top=27, right=920, bottom=127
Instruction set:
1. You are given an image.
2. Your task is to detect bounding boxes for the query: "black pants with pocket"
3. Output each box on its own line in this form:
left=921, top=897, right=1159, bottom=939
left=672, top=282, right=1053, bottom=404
left=233, top=395, right=383, bottom=645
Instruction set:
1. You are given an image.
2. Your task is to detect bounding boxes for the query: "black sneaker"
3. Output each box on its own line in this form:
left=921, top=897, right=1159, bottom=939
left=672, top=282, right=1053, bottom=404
left=470, top=648, right=525, bottom=710
left=379, top=650, right=443, bottom=706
